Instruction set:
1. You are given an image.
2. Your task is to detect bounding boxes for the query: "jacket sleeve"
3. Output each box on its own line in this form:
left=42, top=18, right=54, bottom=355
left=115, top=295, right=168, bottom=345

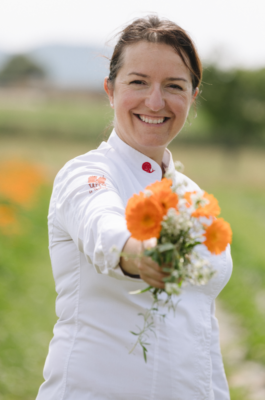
left=54, top=165, right=133, bottom=280
left=210, top=301, right=230, bottom=400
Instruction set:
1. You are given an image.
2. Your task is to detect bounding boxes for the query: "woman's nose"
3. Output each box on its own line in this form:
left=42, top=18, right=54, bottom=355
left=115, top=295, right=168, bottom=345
left=145, top=85, right=165, bottom=111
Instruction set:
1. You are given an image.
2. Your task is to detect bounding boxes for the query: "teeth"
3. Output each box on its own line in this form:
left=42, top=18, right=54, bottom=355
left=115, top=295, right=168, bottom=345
left=139, top=115, right=165, bottom=124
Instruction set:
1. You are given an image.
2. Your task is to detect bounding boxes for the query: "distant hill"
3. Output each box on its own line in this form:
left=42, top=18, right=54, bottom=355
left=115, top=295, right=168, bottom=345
left=0, top=50, right=8, bottom=69
left=0, top=44, right=113, bottom=90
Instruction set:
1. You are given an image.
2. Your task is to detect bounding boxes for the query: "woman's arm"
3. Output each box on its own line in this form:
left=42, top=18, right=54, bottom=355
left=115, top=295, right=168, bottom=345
left=54, top=167, right=133, bottom=280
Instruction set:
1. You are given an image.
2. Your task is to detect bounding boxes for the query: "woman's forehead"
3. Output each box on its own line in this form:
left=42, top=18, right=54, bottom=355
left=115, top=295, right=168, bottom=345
left=120, top=41, right=191, bottom=79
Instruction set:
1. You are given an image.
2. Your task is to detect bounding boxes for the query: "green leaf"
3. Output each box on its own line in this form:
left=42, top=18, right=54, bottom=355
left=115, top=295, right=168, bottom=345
left=157, top=243, right=175, bottom=252
left=143, top=249, right=155, bottom=257
left=129, top=286, right=152, bottom=295
left=162, top=267, right=173, bottom=273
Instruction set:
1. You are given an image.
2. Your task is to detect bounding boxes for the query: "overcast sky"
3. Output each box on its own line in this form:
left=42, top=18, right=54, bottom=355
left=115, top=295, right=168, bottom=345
left=1, top=0, right=264, bottom=69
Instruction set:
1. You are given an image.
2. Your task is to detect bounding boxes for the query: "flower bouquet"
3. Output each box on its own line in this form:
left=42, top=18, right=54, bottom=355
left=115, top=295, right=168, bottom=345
left=121, top=162, right=232, bottom=361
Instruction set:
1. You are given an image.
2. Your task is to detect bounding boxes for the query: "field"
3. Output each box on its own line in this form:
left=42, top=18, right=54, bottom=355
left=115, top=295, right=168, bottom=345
left=0, top=98, right=265, bottom=400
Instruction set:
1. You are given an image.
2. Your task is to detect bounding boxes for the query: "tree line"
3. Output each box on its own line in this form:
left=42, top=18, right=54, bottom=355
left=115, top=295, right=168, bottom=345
left=196, top=66, right=265, bottom=147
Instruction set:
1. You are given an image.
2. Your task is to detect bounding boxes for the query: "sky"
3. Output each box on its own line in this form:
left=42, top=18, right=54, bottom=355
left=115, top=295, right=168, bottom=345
left=0, top=0, right=265, bottom=69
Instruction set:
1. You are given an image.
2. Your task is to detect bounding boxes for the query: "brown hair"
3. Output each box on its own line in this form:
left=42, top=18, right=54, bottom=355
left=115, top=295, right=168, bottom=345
left=108, top=15, right=202, bottom=93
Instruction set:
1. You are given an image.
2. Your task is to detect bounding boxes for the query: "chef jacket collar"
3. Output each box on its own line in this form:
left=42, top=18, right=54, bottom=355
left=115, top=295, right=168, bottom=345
left=107, top=129, right=175, bottom=181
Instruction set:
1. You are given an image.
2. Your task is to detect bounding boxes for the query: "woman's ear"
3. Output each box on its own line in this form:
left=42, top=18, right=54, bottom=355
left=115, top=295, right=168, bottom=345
left=104, top=77, right=114, bottom=108
left=192, top=87, right=199, bottom=102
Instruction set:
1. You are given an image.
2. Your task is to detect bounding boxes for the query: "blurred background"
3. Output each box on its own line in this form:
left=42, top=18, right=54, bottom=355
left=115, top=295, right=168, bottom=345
left=0, top=1, right=264, bottom=399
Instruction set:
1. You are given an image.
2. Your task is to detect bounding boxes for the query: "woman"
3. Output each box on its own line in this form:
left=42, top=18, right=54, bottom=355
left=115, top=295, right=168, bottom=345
left=37, top=16, right=232, bottom=400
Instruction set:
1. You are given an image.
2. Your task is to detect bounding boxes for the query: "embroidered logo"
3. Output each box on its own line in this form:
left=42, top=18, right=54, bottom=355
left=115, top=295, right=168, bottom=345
left=142, top=162, right=155, bottom=173
left=88, top=176, right=106, bottom=193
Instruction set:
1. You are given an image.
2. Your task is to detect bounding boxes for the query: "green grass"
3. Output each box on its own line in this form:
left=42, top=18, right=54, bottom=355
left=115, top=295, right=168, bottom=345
left=0, top=99, right=113, bottom=142
left=0, top=138, right=265, bottom=400
left=0, top=188, right=57, bottom=399
left=0, top=97, right=221, bottom=145
left=213, top=187, right=265, bottom=363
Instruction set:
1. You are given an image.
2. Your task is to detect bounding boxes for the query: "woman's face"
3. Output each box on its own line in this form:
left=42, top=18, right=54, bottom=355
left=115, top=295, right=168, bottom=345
left=104, top=41, right=198, bottom=162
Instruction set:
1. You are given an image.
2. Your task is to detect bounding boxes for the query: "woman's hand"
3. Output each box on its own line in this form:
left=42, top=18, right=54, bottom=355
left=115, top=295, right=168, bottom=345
left=120, top=237, right=168, bottom=289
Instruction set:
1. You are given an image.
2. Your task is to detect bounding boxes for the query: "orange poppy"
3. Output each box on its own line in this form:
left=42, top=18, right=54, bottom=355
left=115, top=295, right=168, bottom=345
left=192, top=192, right=220, bottom=218
left=0, top=204, right=19, bottom=235
left=203, top=218, right=232, bottom=255
left=184, top=191, right=196, bottom=207
left=146, top=178, right=172, bottom=192
left=146, top=178, right=178, bottom=216
left=125, top=193, right=163, bottom=241
left=0, top=160, right=46, bottom=208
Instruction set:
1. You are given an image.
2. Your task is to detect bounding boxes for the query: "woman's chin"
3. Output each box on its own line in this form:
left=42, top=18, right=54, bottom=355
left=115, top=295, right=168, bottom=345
left=135, top=135, right=170, bottom=150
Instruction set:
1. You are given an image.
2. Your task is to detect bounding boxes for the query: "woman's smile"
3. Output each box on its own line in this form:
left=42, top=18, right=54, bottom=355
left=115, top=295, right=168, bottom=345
left=134, top=113, right=170, bottom=125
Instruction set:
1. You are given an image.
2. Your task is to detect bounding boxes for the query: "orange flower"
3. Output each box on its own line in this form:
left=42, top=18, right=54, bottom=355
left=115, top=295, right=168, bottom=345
left=146, top=178, right=172, bottom=192
left=0, top=160, right=46, bottom=208
left=146, top=178, right=178, bottom=216
left=184, top=191, right=196, bottom=207
left=0, top=204, right=19, bottom=235
left=125, top=193, right=163, bottom=241
left=192, top=192, right=220, bottom=218
left=203, top=218, right=232, bottom=255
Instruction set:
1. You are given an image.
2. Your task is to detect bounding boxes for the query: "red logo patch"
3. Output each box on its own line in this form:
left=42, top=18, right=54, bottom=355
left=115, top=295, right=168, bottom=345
left=88, top=176, right=106, bottom=193
left=142, top=162, right=155, bottom=173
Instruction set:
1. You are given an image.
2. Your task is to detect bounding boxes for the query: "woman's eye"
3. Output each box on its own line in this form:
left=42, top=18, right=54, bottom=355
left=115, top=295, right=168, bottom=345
left=169, top=84, right=183, bottom=90
left=130, top=80, right=145, bottom=85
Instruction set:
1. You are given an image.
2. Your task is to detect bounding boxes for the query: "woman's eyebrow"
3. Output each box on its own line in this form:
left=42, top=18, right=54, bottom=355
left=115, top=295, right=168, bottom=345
left=127, top=72, right=187, bottom=82
left=167, top=77, right=188, bottom=82
left=128, top=72, right=149, bottom=77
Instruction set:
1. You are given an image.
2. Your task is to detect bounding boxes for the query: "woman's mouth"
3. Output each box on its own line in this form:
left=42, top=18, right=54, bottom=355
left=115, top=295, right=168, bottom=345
left=135, top=114, right=169, bottom=125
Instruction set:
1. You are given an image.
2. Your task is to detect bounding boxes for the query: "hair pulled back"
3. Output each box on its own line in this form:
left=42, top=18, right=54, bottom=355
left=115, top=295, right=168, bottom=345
left=108, top=15, right=202, bottom=93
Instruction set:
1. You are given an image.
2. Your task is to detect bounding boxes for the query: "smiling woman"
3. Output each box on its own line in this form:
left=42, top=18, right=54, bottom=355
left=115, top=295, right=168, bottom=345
left=36, top=15, right=232, bottom=400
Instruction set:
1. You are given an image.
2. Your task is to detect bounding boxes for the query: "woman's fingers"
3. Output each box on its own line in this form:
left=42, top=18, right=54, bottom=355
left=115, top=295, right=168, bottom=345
left=140, top=277, right=165, bottom=289
left=137, top=256, right=169, bottom=289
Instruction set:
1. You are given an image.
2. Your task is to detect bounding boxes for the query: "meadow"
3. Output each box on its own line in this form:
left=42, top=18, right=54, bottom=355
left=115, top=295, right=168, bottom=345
left=0, top=97, right=265, bottom=400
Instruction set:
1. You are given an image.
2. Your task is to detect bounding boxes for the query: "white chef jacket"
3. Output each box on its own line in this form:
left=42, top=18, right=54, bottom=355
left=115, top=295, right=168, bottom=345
left=36, top=130, right=232, bottom=400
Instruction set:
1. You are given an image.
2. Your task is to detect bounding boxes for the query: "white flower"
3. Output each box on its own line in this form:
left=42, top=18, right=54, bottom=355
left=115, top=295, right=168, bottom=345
left=167, top=207, right=178, bottom=218
left=172, top=270, right=180, bottom=278
left=174, top=161, right=184, bottom=173
left=191, top=192, right=209, bottom=209
left=143, top=189, right=153, bottom=198
left=165, top=282, right=181, bottom=295
left=164, top=169, right=174, bottom=180
left=177, top=198, right=188, bottom=208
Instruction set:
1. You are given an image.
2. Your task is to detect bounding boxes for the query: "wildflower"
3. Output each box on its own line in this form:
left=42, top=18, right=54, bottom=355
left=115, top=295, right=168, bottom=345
left=0, top=160, right=46, bottom=208
left=174, top=161, right=184, bottom=173
left=203, top=218, right=232, bottom=254
left=146, top=179, right=178, bottom=216
left=192, top=192, right=220, bottom=218
left=0, top=204, right=19, bottom=235
left=143, top=189, right=153, bottom=198
left=165, top=282, right=181, bottom=295
left=184, top=191, right=197, bottom=207
left=125, top=193, right=163, bottom=241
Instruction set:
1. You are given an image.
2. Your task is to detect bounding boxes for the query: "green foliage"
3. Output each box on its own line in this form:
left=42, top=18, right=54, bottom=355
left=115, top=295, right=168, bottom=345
left=199, top=66, right=265, bottom=146
left=0, top=55, right=46, bottom=85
